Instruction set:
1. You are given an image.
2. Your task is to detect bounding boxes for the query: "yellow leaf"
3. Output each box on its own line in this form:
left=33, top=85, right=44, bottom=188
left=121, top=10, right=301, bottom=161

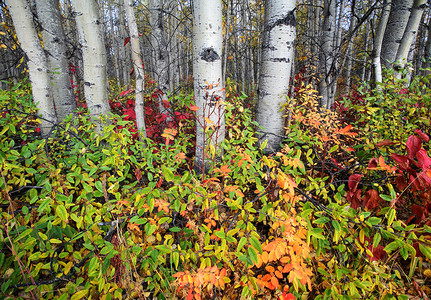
left=71, top=290, right=88, bottom=300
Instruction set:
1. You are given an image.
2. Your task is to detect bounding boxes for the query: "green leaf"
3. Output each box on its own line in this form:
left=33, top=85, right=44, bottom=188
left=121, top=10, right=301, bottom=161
left=95, top=181, right=103, bottom=193
left=310, top=228, right=325, bottom=239
left=314, top=217, right=330, bottom=224
left=329, top=144, right=339, bottom=154
left=169, top=227, right=182, bottom=233
left=56, top=205, right=68, bottom=221
left=172, top=251, right=179, bottom=269
left=387, top=209, right=396, bottom=226
left=162, top=166, right=174, bottom=182
left=247, top=247, right=258, bottom=265
left=373, top=233, right=381, bottom=248
left=250, top=236, right=262, bottom=254
left=0, top=253, right=4, bottom=268
left=237, top=237, right=247, bottom=252
left=419, top=244, right=431, bottom=260
left=384, top=241, right=399, bottom=253
left=215, top=230, right=226, bottom=239
left=38, top=197, right=52, bottom=213
left=366, top=217, right=381, bottom=226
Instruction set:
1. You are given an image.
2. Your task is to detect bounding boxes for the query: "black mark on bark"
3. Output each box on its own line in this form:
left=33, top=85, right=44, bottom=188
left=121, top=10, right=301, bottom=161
left=270, top=57, right=290, bottom=63
left=265, top=11, right=296, bottom=32
left=200, top=47, right=220, bottom=62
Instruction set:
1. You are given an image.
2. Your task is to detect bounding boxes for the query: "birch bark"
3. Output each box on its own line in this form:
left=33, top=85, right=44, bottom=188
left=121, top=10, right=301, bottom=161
left=394, top=0, right=427, bottom=77
left=35, top=0, right=76, bottom=121
left=381, top=0, right=413, bottom=68
left=192, top=0, right=225, bottom=173
left=7, top=0, right=57, bottom=135
left=318, top=0, right=336, bottom=109
left=71, top=0, right=111, bottom=128
left=255, top=0, right=296, bottom=152
left=125, top=0, right=147, bottom=138
left=373, top=0, right=392, bottom=84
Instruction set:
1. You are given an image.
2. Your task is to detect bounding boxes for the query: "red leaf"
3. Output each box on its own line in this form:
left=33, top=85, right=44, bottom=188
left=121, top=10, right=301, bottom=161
left=411, top=204, right=428, bottom=224
left=130, top=67, right=134, bottom=76
left=156, top=177, right=163, bottom=188
left=406, top=135, right=422, bottom=160
left=135, top=168, right=142, bottom=181
left=391, top=153, right=410, bottom=171
left=347, top=190, right=362, bottom=209
left=367, top=158, right=378, bottom=169
left=416, top=149, right=431, bottom=170
left=279, top=292, right=296, bottom=300
left=348, top=174, right=362, bottom=193
left=394, top=174, right=408, bottom=192
left=415, top=129, right=429, bottom=142
left=124, top=37, right=130, bottom=46
left=363, top=189, right=382, bottom=210
left=369, top=244, right=386, bottom=262
left=376, top=140, right=397, bottom=147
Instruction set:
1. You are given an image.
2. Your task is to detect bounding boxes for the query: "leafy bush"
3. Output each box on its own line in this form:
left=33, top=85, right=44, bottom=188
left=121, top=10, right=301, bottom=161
left=1, top=78, right=431, bottom=300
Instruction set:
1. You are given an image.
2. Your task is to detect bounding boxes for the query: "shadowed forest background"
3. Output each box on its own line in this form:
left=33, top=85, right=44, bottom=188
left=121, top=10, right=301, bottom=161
left=1, top=0, right=431, bottom=299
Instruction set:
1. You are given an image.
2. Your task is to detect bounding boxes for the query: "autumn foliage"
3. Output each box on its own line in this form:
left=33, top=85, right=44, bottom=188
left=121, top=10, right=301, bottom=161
left=1, top=74, right=431, bottom=299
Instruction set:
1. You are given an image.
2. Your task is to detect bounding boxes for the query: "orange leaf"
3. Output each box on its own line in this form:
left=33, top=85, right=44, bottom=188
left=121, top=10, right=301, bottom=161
left=338, top=124, right=352, bottom=134
left=265, top=265, right=275, bottom=273
left=190, top=105, right=199, bottom=111
left=282, top=263, right=293, bottom=273
left=275, top=270, right=283, bottom=279
left=262, top=274, right=271, bottom=282
left=270, top=276, right=280, bottom=289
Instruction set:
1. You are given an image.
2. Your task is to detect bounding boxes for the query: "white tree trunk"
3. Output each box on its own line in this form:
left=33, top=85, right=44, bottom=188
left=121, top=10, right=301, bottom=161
left=149, top=0, right=171, bottom=120
left=373, top=0, right=392, bottom=84
left=255, top=0, right=296, bottom=152
left=7, top=0, right=57, bottom=135
left=118, top=0, right=131, bottom=86
left=35, top=0, right=76, bottom=122
left=71, top=0, right=110, bottom=128
left=125, top=0, right=147, bottom=138
left=193, top=0, right=225, bottom=173
left=381, top=0, right=413, bottom=68
left=394, top=0, right=427, bottom=77
left=318, top=0, right=336, bottom=109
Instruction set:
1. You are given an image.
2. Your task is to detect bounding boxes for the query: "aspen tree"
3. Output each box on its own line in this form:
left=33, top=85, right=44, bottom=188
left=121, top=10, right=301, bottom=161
left=70, top=0, right=111, bottom=129
left=35, top=0, right=76, bottom=121
left=394, top=0, right=427, bottom=78
left=256, top=0, right=296, bottom=152
left=6, top=0, right=57, bottom=135
left=381, top=0, right=413, bottom=68
left=192, top=0, right=225, bottom=173
left=124, top=0, right=147, bottom=138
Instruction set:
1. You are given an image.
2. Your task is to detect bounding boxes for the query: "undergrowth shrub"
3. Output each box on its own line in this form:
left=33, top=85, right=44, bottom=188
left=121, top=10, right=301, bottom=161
left=285, top=83, right=431, bottom=299
left=1, top=78, right=431, bottom=300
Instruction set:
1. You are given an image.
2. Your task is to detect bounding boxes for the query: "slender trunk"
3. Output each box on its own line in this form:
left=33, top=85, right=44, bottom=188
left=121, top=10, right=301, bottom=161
left=318, top=0, right=336, bottom=109
left=35, top=0, right=76, bottom=121
left=425, top=13, right=431, bottom=69
left=7, top=0, right=57, bottom=134
left=373, top=0, right=392, bottom=84
left=256, top=0, right=296, bottom=152
left=119, top=0, right=131, bottom=86
left=193, top=0, right=225, bottom=173
left=394, top=0, right=427, bottom=77
left=109, top=0, right=121, bottom=86
left=381, top=0, right=413, bottom=68
left=71, top=0, right=111, bottom=129
left=150, top=0, right=172, bottom=119
left=124, top=0, right=147, bottom=138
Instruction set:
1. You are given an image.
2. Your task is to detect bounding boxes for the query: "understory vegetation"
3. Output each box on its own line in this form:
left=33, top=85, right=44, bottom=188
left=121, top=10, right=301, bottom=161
left=1, top=72, right=431, bottom=299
